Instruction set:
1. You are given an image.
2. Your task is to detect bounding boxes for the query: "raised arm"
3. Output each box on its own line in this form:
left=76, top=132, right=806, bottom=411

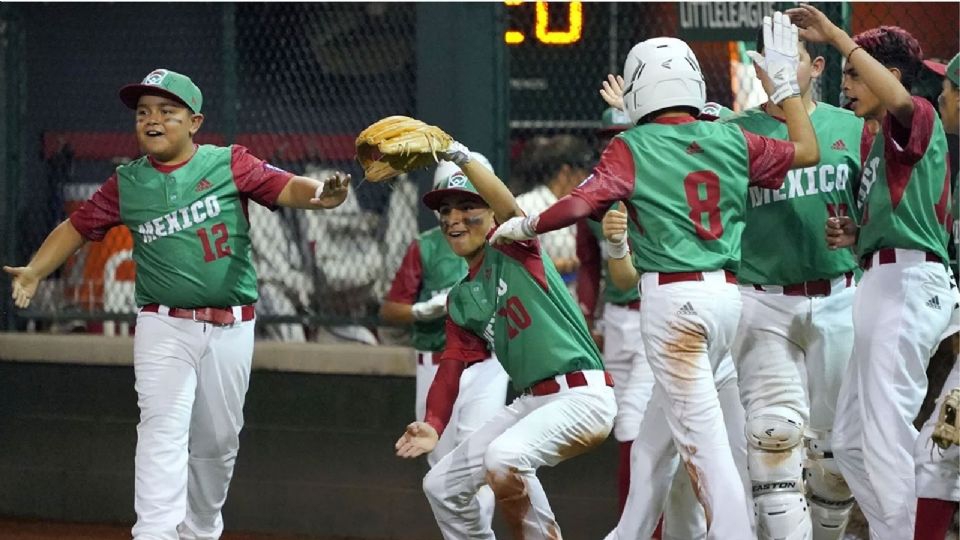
left=759, top=11, right=819, bottom=168
left=787, top=3, right=915, bottom=126
left=457, top=157, right=524, bottom=225
left=4, top=219, right=87, bottom=308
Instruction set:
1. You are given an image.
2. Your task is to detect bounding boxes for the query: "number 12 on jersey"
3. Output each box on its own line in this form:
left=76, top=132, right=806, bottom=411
left=197, top=223, right=231, bottom=262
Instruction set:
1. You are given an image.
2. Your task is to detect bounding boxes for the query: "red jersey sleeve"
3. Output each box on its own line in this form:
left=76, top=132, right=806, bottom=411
left=439, top=317, right=490, bottom=363
left=741, top=128, right=796, bottom=189
left=384, top=240, right=422, bottom=304
left=569, top=138, right=637, bottom=221
left=69, top=174, right=122, bottom=242
left=230, top=145, right=295, bottom=209
left=883, top=96, right=935, bottom=167
left=576, top=219, right=601, bottom=319
left=423, top=357, right=466, bottom=436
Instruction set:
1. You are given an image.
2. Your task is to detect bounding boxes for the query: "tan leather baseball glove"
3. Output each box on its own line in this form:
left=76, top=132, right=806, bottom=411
left=932, top=387, right=960, bottom=450
left=355, top=116, right=454, bottom=182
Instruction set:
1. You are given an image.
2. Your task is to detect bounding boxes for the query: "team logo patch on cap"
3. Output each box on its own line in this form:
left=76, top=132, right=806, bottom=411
left=143, top=69, right=169, bottom=86
left=447, top=172, right=468, bottom=188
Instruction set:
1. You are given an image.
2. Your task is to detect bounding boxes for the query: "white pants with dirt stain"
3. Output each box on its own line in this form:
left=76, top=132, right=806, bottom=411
left=422, top=371, right=616, bottom=540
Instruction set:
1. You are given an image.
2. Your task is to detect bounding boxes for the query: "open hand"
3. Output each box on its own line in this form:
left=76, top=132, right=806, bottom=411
left=786, top=3, right=842, bottom=45
left=395, top=421, right=439, bottom=459
left=599, top=74, right=626, bottom=111
left=3, top=265, right=41, bottom=308
left=310, top=172, right=351, bottom=209
left=825, top=216, right=857, bottom=249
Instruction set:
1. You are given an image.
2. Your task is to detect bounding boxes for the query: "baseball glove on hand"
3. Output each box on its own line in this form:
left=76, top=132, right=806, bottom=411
left=932, top=387, right=960, bottom=450
left=356, top=116, right=454, bottom=182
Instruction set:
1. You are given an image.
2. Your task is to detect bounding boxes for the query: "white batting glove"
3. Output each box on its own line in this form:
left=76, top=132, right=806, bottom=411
left=411, top=292, right=448, bottom=321
left=761, top=12, right=801, bottom=105
left=605, top=234, right=630, bottom=260
left=490, top=214, right=538, bottom=245
left=439, top=141, right=472, bottom=167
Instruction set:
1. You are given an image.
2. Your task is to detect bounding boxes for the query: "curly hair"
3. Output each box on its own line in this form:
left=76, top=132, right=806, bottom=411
left=853, top=26, right=924, bottom=91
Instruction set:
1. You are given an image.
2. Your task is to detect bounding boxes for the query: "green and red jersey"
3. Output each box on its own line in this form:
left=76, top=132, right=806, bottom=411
left=424, top=234, right=604, bottom=435
left=69, top=144, right=293, bottom=308
left=566, top=116, right=795, bottom=274
left=442, top=235, right=603, bottom=391
left=721, top=103, right=864, bottom=284
left=856, top=96, right=951, bottom=265
left=385, top=226, right=468, bottom=352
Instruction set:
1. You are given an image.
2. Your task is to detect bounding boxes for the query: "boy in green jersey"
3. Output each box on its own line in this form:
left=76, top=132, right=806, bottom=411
left=721, top=28, right=865, bottom=540
left=493, top=14, right=820, bottom=539
left=393, top=141, right=616, bottom=540
left=4, top=69, right=350, bottom=539
left=789, top=5, right=954, bottom=538
left=382, top=155, right=508, bottom=530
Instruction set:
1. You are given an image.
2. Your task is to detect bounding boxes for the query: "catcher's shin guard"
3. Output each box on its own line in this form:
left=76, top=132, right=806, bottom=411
left=747, top=407, right=812, bottom=540
left=805, top=430, right=854, bottom=540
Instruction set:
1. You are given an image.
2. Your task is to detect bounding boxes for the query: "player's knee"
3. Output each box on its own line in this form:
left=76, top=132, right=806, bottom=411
left=422, top=467, right=445, bottom=504
left=746, top=406, right=804, bottom=452
left=805, top=431, right=854, bottom=535
left=746, top=408, right=809, bottom=540
left=482, top=438, right=526, bottom=476
left=189, top=431, right=240, bottom=459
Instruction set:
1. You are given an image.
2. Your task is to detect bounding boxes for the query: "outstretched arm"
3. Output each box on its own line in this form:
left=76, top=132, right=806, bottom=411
left=4, top=220, right=87, bottom=308
left=276, top=172, right=351, bottom=210
left=787, top=3, right=915, bottom=126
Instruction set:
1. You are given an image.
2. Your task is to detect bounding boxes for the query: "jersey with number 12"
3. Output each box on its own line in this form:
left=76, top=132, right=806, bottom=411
left=69, top=144, right=294, bottom=308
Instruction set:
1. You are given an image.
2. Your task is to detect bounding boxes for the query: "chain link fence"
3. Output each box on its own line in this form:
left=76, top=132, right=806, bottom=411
left=1, top=2, right=958, bottom=343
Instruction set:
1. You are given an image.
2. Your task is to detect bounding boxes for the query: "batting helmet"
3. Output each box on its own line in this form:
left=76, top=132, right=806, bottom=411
left=622, top=37, right=705, bottom=124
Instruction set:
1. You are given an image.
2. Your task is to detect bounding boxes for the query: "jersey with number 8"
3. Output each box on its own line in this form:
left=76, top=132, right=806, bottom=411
left=574, top=118, right=794, bottom=274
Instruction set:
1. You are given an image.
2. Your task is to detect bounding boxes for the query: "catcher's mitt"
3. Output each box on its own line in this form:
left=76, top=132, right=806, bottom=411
left=355, top=116, right=453, bottom=182
left=932, top=387, right=960, bottom=450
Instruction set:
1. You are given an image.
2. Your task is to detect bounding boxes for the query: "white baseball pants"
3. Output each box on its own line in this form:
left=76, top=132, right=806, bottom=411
left=833, top=250, right=953, bottom=540
left=608, top=353, right=749, bottom=540
left=131, top=310, right=255, bottom=540
left=618, top=270, right=751, bottom=539
left=422, top=371, right=616, bottom=540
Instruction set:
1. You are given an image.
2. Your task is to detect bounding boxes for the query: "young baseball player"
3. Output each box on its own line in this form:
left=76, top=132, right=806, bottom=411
left=598, top=204, right=750, bottom=540
left=720, top=27, right=865, bottom=540
left=381, top=156, right=509, bottom=527
left=492, top=13, right=820, bottom=538
left=912, top=52, right=960, bottom=540
left=787, top=5, right=954, bottom=538
left=3, top=68, right=350, bottom=540
left=576, top=107, right=654, bottom=511
left=393, top=145, right=617, bottom=540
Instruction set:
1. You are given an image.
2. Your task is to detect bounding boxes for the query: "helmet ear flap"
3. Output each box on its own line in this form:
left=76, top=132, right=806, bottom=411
left=622, top=37, right=706, bottom=124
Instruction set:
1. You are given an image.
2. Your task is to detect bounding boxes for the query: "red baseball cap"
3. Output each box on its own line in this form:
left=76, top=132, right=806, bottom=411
left=924, top=59, right=947, bottom=77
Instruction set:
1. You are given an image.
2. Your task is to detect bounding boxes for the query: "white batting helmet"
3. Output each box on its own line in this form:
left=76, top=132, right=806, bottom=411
left=622, top=37, right=706, bottom=124
left=432, top=151, right=493, bottom=189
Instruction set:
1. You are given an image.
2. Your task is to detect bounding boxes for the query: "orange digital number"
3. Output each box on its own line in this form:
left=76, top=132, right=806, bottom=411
left=505, top=1, right=583, bottom=46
